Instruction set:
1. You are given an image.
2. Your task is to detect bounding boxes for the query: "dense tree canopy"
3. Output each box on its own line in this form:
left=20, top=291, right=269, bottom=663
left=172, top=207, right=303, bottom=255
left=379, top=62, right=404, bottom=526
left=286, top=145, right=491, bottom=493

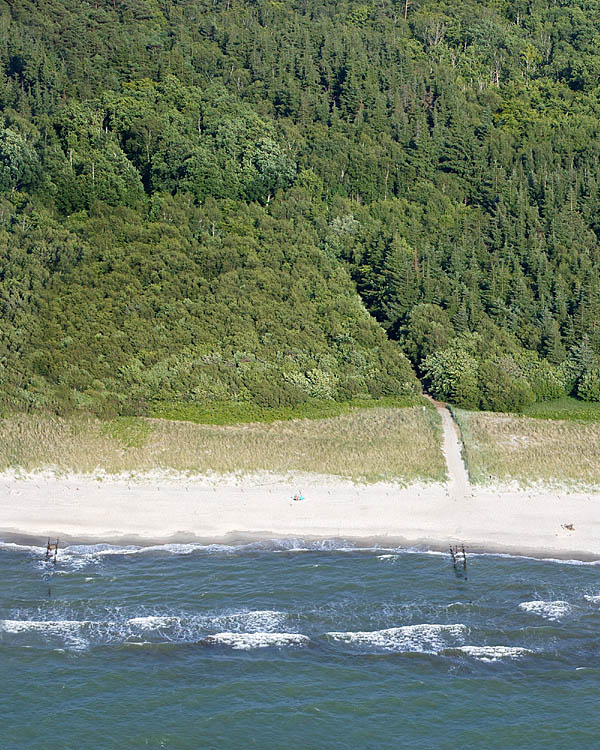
left=1, top=0, right=600, bottom=413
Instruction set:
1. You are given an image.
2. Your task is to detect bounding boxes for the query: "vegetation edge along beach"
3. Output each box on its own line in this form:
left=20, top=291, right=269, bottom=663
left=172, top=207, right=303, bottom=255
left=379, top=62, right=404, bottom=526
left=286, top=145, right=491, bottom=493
left=2, top=0, right=600, bottom=558
left=2, top=400, right=600, bottom=560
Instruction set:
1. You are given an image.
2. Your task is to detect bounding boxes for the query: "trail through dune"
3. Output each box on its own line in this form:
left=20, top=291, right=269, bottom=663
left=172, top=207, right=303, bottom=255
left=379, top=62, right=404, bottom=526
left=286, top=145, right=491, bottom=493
left=426, top=397, right=471, bottom=501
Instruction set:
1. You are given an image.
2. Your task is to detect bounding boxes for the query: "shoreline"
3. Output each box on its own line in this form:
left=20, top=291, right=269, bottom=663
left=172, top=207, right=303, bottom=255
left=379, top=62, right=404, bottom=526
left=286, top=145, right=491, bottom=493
left=2, top=531, right=600, bottom=564
left=2, top=469, right=599, bottom=561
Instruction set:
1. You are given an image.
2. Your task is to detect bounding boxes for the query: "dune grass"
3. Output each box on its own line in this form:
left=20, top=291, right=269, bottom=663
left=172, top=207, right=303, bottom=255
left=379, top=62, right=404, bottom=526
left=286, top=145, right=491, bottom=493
left=0, top=406, right=445, bottom=484
left=453, top=408, right=600, bottom=488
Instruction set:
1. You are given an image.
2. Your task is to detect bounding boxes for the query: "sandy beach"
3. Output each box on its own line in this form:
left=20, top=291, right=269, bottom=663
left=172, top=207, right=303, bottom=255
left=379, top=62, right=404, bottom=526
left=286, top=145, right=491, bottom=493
left=2, top=403, right=599, bottom=559
left=1, top=468, right=599, bottom=559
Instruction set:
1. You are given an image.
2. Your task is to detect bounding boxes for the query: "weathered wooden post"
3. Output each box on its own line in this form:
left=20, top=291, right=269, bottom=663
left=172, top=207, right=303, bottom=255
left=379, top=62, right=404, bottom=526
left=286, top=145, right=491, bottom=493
left=449, top=544, right=467, bottom=579
left=45, top=538, right=59, bottom=565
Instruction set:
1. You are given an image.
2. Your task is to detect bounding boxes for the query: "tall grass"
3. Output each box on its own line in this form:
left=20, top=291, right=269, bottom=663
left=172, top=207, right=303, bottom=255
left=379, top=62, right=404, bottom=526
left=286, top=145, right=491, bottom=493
left=453, top=408, right=600, bottom=487
left=0, top=407, right=445, bottom=484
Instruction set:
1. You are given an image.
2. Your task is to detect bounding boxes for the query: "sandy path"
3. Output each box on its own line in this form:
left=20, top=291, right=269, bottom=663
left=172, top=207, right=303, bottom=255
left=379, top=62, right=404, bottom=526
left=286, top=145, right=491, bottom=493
left=426, top=398, right=471, bottom=501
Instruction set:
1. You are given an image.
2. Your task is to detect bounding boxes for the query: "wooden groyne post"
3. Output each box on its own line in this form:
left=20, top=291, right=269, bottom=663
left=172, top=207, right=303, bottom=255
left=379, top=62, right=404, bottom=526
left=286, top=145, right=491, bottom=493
left=45, top=538, right=59, bottom=565
left=449, top=544, right=467, bottom=578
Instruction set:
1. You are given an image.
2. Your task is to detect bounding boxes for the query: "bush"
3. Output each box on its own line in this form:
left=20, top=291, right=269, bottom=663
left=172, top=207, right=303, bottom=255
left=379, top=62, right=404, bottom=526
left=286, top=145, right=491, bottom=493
left=478, top=361, right=535, bottom=412
left=578, top=368, right=600, bottom=402
left=527, top=363, right=567, bottom=402
left=247, top=379, right=308, bottom=408
left=422, top=345, right=480, bottom=408
left=335, top=376, right=363, bottom=401
left=512, top=353, right=566, bottom=402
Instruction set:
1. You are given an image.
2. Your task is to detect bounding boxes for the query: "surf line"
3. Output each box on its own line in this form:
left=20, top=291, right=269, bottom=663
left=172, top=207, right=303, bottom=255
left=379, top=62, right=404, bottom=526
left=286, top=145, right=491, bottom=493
left=43, top=538, right=59, bottom=597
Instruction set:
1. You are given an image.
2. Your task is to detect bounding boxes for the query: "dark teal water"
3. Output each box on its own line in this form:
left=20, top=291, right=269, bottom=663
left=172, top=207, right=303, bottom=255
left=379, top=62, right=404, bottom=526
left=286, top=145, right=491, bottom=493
left=2, top=539, right=599, bottom=749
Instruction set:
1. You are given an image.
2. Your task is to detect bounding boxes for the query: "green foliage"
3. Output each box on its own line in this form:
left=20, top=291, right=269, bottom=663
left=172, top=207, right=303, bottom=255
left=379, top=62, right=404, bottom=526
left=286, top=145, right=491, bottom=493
left=578, top=368, right=600, bottom=402
left=1, top=0, right=600, bottom=417
left=0, top=126, right=40, bottom=193
left=0, top=199, right=420, bottom=412
left=523, top=397, right=600, bottom=422
left=150, top=396, right=430, bottom=425
left=424, top=335, right=563, bottom=412
left=423, top=344, right=481, bottom=409
left=516, top=356, right=567, bottom=402
left=478, top=360, right=534, bottom=413
left=403, top=304, right=453, bottom=373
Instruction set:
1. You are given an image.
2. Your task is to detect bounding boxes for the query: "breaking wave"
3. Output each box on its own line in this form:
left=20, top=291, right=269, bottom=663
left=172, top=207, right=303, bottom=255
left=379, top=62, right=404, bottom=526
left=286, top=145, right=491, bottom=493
left=451, top=646, right=533, bottom=662
left=518, top=600, right=572, bottom=621
left=0, top=609, right=290, bottom=650
left=1, top=618, right=105, bottom=650
left=202, top=632, right=310, bottom=650
left=3, top=539, right=599, bottom=568
left=583, top=595, right=600, bottom=604
left=325, top=624, right=467, bottom=653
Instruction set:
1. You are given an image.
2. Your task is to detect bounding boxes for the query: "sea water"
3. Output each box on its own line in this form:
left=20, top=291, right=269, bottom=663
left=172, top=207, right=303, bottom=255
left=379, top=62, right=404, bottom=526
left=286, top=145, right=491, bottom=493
left=1, top=539, right=599, bottom=749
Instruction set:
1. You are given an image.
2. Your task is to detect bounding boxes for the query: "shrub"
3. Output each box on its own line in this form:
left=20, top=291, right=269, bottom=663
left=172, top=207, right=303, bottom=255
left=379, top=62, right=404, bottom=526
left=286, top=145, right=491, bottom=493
left=527, top=362, right=567, bottom=402
left=557, top=359, right=583, bottom=396
left=335, top=376, right=364, bottom=401
left=246, top=379, right=308, bottom=408
left=578, top=368, right=600, bottom=402
left=512, top=353, right=566, bottom=402
left=478, top=360, right=535, bottom=412
left=422, top=345, right=480, bottom=408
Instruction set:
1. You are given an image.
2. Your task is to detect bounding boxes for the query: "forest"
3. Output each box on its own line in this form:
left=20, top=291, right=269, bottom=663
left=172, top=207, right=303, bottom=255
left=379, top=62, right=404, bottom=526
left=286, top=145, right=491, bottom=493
left=1, top=0, right=600, bottom=416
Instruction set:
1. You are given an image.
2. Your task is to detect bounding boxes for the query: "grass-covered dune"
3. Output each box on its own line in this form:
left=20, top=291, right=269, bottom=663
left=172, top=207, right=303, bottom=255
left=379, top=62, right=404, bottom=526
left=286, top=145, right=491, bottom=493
left=454, top=408, right=600, bottom=488
left=0, top=405, right=445, bottom=484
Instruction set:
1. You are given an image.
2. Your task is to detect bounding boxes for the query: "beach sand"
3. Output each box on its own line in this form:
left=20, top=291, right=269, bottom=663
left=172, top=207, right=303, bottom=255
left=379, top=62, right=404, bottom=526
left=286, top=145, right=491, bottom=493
left=3, top=403, right=599, bottom=559
left=1, top=468, right=599, bottom=559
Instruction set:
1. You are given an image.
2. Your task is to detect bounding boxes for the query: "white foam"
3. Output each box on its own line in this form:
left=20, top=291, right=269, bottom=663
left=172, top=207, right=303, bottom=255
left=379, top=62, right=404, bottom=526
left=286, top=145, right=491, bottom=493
left=0, top=619, right=89, bottom=649
left=326, top=623, right=466, bottom=653
left=125, top=610, right=287, bottom=637
left=584, top=595, right=600, bottom=604
left=0, top=608, right=292, bottom=651
left=518, top=600, right=572, bottom=620
left=1, top=614, right=188, bottom=649
left=454, top=646, right=533, bottom=662
left=203, top=632, right=309, bottom=650
left=210, top=610, right=286, bottom=633
left=127, top=616, right=181, bottom=629
left=1, top=618, right=82, bottom=634
left=0, top=541, right=45, bottom=554
left=0, top=538, right=460, bottom=560
left=57, top=540, right=330, bottom=557
left=5, top=537, right=597, bottom=564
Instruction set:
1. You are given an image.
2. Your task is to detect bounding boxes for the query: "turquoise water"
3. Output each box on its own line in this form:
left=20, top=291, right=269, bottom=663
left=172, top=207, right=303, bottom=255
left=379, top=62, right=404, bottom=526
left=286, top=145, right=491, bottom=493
left=2, top=539, right=599, bottom=749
